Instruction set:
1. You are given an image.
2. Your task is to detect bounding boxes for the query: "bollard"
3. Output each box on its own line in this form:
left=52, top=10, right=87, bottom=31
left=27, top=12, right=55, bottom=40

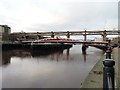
left=103, top=59, right=115, bottom=90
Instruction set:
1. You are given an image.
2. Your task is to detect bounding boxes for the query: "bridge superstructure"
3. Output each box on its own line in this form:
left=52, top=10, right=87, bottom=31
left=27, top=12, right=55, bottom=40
left=21, top=37, right=108, bottom=52
left=21, top=38, right=108, bottom=50
left=31, top=38, right=108, bottom=45
left=11, top=30, right=120, bottom=41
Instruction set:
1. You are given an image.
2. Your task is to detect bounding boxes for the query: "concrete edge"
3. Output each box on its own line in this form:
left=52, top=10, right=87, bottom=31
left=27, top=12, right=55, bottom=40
left=80, top=54, right=105, bottom=88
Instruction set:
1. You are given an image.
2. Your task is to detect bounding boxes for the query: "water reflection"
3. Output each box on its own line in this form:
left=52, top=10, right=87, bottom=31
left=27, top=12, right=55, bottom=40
left=2, top=47, right=70, bottom=65
left=2, top=46, right=93, bottom=65
left=66, top=49, right=70, bottom=60
left=2, top=45, right=103, bottom=88
left=82, top=53, right=87, bottom=62
left=32, top=49, right=64, bottom=57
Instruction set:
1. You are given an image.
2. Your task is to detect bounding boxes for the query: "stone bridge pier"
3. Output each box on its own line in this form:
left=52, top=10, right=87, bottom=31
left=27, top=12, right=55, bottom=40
left=51, top=31, right=55, bottom=38
left=66, top=31, right=70, bottom=38
left=101, top=30, right=107, bottom=41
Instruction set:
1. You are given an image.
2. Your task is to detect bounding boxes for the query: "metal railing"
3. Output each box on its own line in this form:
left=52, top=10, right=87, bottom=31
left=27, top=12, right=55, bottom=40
left=103, top=50, right=115, bottom=90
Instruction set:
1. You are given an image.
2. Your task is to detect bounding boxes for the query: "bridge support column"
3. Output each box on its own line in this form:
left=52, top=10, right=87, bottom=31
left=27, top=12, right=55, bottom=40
left=84, top=30, right=87, bottom=41
left=36, top=32, right=40, bottom=40
left=102, top=35, right=107, bottom=41
left=66, top=31, right=70, bottom=38
left=102, top=30, right=107, bottom=41
left=51, top=31, right=55, bottom=38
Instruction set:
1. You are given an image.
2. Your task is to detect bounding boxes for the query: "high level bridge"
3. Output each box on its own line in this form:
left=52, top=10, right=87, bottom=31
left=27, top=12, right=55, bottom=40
left=11, top=30, right=119, bottom=41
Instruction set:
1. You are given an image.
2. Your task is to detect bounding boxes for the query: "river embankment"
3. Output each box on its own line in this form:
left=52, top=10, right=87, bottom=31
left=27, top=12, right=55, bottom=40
left=81, top=53, right=105, bottom=88
left=81, top=47, right=119, bottom=89
left=112, top=47, right=119, bottom=89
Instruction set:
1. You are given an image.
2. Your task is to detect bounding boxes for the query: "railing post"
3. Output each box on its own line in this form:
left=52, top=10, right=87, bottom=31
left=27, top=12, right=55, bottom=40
left=103, top=59, right=115, bottom=90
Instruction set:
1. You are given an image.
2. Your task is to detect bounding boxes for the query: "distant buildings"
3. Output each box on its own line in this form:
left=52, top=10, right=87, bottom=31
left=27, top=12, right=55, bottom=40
left=0, top=25, right=11, bottom=34
left=0, top=25, right=11, bottom=42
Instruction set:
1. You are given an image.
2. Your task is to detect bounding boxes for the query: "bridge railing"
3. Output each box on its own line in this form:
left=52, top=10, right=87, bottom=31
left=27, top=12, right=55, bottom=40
left=103, top=50, right=115, bottom=90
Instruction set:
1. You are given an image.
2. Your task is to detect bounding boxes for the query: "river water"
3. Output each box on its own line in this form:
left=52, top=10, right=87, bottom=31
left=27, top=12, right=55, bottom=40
left=1, top=45, right=103, bottom=88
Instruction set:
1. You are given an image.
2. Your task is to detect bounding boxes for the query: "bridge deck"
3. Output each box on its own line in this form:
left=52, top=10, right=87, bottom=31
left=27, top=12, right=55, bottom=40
left=11, top=30, right=120, bottom=36
left=22, top=38, right=108, bottom=45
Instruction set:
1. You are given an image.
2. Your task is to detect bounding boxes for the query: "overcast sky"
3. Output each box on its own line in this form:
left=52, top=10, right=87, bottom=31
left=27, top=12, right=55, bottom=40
left=0, top=0, right=119, bottom=32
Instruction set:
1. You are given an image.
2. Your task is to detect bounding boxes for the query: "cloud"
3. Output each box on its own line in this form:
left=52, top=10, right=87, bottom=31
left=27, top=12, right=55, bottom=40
left=0, top=0, right=118, bottom=32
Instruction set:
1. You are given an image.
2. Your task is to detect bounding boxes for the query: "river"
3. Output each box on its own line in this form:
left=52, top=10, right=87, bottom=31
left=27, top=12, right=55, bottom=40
left=0, top=45, right=103, bottom=88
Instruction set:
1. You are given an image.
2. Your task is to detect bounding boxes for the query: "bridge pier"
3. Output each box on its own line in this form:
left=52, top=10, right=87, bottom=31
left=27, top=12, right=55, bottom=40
left=83, top=30, right=87, bottom=41
left=66, top=31, right=70, bottom=38
left=37, top=32, right=40, bottom=39
left=102, top=34, right=107, bottom=41
left=51, top=31, right=55, bottom=38
left=101, top=30, right=107, bottom=41
left=84, top=30, right=87, bottom=41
